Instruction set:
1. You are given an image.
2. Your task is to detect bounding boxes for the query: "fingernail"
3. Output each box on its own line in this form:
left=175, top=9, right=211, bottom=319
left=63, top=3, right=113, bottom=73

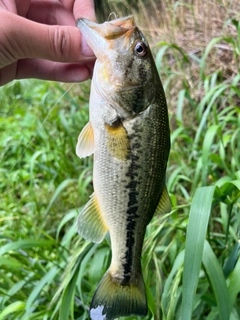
left=81, top=38, right=95, bottom=57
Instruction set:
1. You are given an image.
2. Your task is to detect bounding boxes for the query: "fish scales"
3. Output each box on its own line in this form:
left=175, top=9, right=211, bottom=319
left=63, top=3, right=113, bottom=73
left=76, top=15, right=171, bottom=320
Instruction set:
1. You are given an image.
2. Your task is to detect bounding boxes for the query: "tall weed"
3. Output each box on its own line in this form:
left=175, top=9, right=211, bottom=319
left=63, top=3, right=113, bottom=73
left=0, top=0, right=239, bottom=319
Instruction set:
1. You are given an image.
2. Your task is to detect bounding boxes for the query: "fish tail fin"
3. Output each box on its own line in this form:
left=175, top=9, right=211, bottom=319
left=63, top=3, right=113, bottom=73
left=89, top=270, right=147, bottom=320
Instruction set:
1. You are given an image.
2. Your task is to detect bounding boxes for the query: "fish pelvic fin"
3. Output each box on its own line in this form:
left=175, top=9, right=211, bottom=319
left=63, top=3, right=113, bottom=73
left=90, top=270, right=147, bottom=320
left=77, top=193, right=108, bottom=243
left=155, top=185, right=172, bottom=215
left=76, top=122, right=95, bottom=158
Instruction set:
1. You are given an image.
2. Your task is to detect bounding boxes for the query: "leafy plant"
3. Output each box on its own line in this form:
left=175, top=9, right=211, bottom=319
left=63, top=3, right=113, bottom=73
left=0, top=0, right=239, bottom=319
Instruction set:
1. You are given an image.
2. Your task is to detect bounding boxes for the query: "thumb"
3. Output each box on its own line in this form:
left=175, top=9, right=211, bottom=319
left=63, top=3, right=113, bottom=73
left=0, top=10, right=94, bottom=68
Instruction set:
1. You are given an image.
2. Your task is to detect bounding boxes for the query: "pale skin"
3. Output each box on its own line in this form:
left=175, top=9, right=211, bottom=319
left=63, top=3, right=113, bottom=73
left=0, top=0, right=96, bottom=86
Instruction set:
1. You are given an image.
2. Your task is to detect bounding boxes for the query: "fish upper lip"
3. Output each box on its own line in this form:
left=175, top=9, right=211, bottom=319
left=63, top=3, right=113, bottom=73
left=76, top=17, right=135, bottom=40
left=76, top=17, right=136, bottom=58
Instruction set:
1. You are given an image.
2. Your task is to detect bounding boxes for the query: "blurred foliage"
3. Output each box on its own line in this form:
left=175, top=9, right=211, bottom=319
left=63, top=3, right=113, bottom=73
left=0, top=0, right=240, bottom=319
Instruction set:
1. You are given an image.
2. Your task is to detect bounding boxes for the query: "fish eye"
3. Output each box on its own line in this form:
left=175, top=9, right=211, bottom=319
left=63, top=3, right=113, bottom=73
left=134, top=41, right=148, bottom=57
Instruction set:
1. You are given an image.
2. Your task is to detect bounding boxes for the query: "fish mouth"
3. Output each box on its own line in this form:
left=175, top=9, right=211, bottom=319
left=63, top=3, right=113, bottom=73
left=76, top=16, right=136, bottom=59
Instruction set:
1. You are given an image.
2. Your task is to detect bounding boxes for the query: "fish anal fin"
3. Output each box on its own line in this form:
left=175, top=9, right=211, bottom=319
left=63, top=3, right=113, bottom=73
left=155, top=185, right=172, bottom=215
left=90, top=270, right=147, bottom=320
left=76, top=122, right=95, bottom=158
left=105, top=121, right=130, bottom=161
left=77, top=193, right=108, bottom=243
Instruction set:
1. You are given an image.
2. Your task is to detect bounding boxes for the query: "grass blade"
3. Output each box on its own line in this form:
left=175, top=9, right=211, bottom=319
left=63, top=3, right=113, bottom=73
left=201, top=125, right=219, bottom=185
left=0, top=239, right=55, bottom=256
left=59, top=242, right=95, bottom=320
left=203, top=240, right=231, bottom=320
left=25, top=267, right=59, bottom=316
left=0, top=301, right=26, bottom=320
left=44, top=178, right=78, bottom=217
left=162, top=250, right=184, bottom=317
left=180, top=186, right=215, bottom=320
left=227, top=254, right=240, bottom=312
left=59, top=271, right=78, bottom=320
left=223, top=242, right=240, bottom=278
left=0, top=257, right=22, bottom=268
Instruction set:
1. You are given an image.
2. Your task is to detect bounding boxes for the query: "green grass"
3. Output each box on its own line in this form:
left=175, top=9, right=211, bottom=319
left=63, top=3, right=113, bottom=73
left=0, top=1, right=240, bottom=319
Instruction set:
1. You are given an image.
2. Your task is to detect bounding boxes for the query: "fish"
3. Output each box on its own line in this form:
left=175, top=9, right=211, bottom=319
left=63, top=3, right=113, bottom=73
left=76, top=15, right=171, bottom=320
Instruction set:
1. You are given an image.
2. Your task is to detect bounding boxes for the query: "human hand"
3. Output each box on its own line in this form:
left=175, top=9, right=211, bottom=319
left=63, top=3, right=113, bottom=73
left=0, top=0, right=96, bottom=86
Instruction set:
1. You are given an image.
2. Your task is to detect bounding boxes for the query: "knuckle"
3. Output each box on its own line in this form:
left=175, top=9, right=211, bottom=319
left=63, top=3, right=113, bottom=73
left=50, top=26, right=70, bottom=61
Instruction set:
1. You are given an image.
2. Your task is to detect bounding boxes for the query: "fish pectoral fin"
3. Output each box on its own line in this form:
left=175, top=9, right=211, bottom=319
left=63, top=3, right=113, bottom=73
left=155, top=185, right=172, bottom=215
left=77, top=193, right=108, bottom=243
left=76, top=122, right=95, bottom=158
left=105, top=120, right=130, bottom=161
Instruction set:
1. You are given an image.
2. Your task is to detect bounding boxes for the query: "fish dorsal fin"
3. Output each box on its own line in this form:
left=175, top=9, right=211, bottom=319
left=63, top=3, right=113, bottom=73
left=105, top=121, right=130, bottom=161
left=77, top=193, right=108, bottom=243
left=76, top=122, right=95, bottom=158
left=155, top=185, right=172, bottom=215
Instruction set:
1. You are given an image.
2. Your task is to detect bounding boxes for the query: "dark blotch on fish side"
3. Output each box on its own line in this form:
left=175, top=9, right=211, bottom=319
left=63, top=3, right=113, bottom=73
left=126, top=205, right=138, bottom=218
left=122, top=132, right=142, bottom=284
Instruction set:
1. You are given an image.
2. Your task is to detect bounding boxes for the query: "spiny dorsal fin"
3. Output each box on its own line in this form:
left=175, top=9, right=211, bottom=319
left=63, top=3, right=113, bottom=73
left=155, top=185, right=172, bottom=215
left=76, top=122, right=95, bottom=158
left=77, top=193, right=108, bottom=243
left=105, top=121, right=130, bottom=161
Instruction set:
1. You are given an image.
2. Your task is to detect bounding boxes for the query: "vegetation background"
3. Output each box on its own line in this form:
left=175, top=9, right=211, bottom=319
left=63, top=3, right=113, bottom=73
left=0, top=0, right=239, bottom=319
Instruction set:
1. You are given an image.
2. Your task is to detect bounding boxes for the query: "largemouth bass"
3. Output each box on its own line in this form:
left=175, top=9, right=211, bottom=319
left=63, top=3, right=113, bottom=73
left=76, top=15, right=171, bottom=320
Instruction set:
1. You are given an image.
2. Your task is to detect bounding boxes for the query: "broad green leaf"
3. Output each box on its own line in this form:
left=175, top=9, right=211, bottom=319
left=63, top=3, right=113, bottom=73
left=180, top=186, right=215, bottom=320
